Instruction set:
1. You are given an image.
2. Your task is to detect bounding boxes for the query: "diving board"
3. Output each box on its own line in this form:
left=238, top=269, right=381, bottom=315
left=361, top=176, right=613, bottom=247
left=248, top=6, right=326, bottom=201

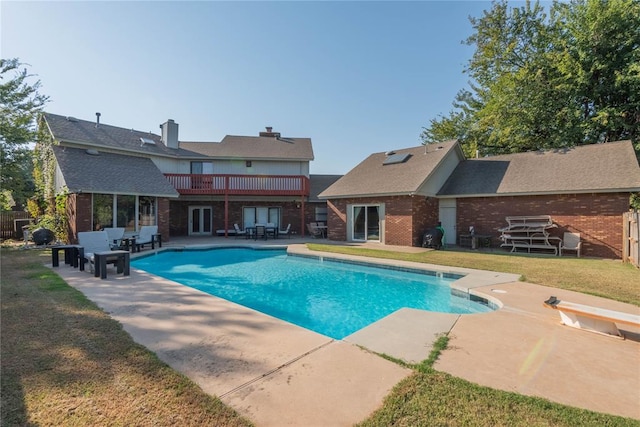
left=543, top=296, right=640, bottom=338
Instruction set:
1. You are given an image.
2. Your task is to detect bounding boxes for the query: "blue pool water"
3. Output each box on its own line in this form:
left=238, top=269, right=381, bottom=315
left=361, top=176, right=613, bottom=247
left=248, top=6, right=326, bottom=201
left=131, top=248, right=492, bottom=339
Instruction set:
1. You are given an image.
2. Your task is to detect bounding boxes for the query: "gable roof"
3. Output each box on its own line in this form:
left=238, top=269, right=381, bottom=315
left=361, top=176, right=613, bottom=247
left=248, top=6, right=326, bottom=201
left=180, top=135, right=314, bottom=161
left=43, top=112, right=206, bottom=159
left=319, top=140, right=461, bottom=199
left=52, top=146, right=179, bottom=197
left=438, top=140, right=640, bottom=197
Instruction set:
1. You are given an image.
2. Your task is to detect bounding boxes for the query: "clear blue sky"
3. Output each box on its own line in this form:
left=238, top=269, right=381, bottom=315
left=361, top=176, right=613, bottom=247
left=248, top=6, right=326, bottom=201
left=3, top=1, right=499, bottom=174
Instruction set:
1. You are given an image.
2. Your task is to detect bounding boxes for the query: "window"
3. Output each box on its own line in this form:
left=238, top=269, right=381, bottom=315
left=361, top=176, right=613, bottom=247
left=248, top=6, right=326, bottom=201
left=92, top=194, right=157, bottom=232
left=243, top=206, right=281, bottom=228
left=117, top=195, right=136, bottom=231
left=138, top=196, right=157, bottom=227
left=191, top=161, right=213, bottom=174
left=315, top=207, right=327, bottom=224
left=93, top=194, right=113, bottom=230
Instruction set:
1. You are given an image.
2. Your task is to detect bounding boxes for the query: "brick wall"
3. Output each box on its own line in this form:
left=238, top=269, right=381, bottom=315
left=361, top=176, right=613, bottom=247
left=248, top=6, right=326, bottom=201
left=168, top=200, right=308, bottom=236
left=66, top=193, right=93, bottom=243
left=327, top=192, right=630, bottom=258
left=157, top=198, right=170, bottom=241
left=457, top=193, right=630, bottom=258
left=326, top=196, right=439, bottom=246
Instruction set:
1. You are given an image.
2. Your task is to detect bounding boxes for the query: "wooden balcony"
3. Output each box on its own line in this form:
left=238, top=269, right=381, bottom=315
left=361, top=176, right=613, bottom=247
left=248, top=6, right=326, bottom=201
left=164, top=174, right=310, bottom=196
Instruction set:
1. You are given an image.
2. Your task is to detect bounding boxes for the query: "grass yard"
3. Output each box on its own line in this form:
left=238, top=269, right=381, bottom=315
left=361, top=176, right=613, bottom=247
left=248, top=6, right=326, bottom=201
left=308, top=243, right=640, bottom=306
left=2, top=244, right=638, bottom=426
left=1, top=247, right=252, bottom=427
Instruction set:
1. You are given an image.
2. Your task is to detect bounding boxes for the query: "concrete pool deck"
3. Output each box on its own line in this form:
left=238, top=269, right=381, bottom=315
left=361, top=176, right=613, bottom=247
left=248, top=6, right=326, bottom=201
left=50, top=241, right=640, bottom=423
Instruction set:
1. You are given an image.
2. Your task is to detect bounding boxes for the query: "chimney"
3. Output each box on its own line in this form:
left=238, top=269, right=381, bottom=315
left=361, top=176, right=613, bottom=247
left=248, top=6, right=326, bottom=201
left=95, top=112, right=101, bottom=127
left=259, top=126, right=281, bottom=138
left=160, top=119, right=179, bottom=149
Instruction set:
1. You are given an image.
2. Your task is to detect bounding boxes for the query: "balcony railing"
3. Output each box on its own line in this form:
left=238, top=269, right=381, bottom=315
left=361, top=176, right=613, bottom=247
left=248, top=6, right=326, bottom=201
left=164, top=174, right=310, bottom=196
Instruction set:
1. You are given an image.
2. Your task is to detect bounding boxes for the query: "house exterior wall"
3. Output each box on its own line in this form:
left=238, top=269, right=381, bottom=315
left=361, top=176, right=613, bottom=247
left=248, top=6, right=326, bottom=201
left=155, top=158, right=310, bottom=176
left=168, top=200, right=318, bottom=237
left=65, top=193, right=171, bottom=244
left=416, top=149, right=464, bottom=196
left=326, top=196, right=439, bottom=247
left=455, top=193, right=631, bottom=258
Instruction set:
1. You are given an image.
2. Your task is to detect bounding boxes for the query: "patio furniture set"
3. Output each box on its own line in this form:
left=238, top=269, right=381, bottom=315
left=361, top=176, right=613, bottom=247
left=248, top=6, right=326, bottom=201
left=50, top=226, right=161, bottom=279
left=233, top=223, right=292, bottom=240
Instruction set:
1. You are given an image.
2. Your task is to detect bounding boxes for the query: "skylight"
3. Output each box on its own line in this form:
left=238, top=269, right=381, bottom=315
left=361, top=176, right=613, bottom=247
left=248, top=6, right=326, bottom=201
left=383, top=153, right=411, bottom=165
left=140, top=137, right=156, bottom=145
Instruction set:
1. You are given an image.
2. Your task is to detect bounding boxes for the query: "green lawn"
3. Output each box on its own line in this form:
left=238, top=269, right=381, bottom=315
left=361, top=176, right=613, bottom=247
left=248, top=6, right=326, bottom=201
left=307, top=243, right=640, bottom=306
left=2, top=244, right=638, bottom=426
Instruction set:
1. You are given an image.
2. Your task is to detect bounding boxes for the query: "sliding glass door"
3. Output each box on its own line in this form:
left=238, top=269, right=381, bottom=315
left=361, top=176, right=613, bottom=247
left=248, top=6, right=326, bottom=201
left=352, top=205, right=380, bottom=242
left=243, top=207, right=280, bottom=228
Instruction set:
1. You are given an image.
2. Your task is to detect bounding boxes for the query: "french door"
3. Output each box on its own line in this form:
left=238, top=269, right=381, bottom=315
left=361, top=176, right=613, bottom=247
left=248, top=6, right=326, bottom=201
left=352, top=205, right=380, bottom=242
left=189, top=206, right=212, bottom=236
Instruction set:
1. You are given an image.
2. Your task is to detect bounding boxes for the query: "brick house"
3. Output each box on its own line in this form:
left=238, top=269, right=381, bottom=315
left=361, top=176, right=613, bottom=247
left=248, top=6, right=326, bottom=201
left=40, top=112, right=339, bottom=242
left=319, top=140, right=640, bottom=259
left=319, top=140, right=464, bottom=247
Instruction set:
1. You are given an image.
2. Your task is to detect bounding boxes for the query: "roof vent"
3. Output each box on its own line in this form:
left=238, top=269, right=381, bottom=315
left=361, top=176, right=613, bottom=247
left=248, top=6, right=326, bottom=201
left=385, top=150, right=396, bottom=156
left=140, top=137, right=156, bottom=146
left=66, top=116, right=79, bottom=122
left=86, top=149, right=100, bottom=156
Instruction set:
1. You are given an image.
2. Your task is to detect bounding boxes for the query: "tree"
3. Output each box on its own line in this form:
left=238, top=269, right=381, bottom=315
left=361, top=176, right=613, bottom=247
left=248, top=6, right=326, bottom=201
left=0, top=58, right=49, bottom=210
left=422, top=0, right=640, bottom=157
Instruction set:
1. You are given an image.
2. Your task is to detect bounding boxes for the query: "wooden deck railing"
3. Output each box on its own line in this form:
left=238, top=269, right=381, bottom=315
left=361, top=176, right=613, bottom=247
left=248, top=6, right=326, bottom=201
left=164, top=174, right=310, bottom=196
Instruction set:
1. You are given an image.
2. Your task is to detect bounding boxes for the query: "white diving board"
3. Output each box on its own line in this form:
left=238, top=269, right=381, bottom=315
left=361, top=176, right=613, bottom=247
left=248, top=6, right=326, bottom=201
left=543, top=296, right=640, bottom=338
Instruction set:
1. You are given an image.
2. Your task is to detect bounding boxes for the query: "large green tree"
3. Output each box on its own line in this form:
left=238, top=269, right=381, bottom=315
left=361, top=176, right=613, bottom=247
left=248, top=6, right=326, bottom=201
left=0, top=58, right=49, bottom=210
left=422, top=0, right=640, bottom=157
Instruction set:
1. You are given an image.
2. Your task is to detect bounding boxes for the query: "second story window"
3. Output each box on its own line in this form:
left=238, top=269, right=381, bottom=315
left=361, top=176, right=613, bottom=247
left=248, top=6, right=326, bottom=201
left=191, top=161, right=213, bottom=174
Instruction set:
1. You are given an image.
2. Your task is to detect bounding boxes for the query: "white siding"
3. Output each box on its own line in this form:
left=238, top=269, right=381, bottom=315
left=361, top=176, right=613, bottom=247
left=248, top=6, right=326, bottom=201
left=54, top=163, right=66, bottom=194
left=418, top=149, right=463, bottom=196
left=152, top=157, right=310, bottom=176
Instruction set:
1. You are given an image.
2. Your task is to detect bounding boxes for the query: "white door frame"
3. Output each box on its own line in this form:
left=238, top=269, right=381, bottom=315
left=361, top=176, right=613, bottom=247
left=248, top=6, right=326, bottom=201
left=188, top=205, right=213, bottom=236
left=438, top=198, right=456, bottom=246
left=348, top=204, right=384, bottom=243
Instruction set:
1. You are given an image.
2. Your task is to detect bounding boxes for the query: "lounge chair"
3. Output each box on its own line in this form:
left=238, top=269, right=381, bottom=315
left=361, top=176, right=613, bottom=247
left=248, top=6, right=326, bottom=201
left=560, top=232, right=581, bottom=257
left=279, top=223, right=291, bottom=238
left=104, top=227, right=125, bottom=249
left=136, top=225, right=161, bottom=250
left=233, top=223, right=247, bottom=239
left=78, top=231, right=115, bottom=273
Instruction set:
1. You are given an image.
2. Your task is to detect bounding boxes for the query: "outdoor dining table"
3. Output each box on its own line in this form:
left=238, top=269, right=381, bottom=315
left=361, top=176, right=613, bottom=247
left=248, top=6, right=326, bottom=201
left=245, top=225, right=278, bottom=240
left=315, top=225, right=328, bottom=238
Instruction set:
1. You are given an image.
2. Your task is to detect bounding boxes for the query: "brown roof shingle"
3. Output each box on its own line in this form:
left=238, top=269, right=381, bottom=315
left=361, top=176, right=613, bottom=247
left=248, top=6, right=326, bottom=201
left=52, top=146, right=179, bottom=197
left=180, top=135, right=314, bottom=161
left=44, top=113, right=205, bottom=158
left=319, top=140, right=460, bottom=198
left=438, top=140, right=640, bottom=196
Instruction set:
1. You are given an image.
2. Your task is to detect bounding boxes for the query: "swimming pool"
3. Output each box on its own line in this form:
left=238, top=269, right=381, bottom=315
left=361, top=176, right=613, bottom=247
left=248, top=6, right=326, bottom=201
left=131, top=248, right=492, bottom=339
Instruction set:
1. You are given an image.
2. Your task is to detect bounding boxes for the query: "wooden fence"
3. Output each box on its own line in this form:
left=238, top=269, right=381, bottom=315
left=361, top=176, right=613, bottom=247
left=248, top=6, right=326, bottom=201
left=0, top=211, right=33, bottom=240
left=623, top=211, right=639, bottom=268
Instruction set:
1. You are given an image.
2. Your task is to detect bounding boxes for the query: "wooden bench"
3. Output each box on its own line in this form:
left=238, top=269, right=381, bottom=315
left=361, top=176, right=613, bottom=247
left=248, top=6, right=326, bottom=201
left=543, top=296, right=640, bottom=338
